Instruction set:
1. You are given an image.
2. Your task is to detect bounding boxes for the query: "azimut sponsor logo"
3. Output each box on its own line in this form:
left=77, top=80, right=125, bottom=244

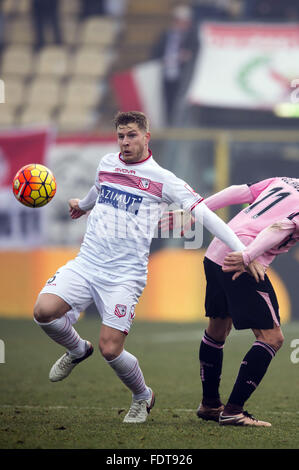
left=99, top=185, right=143, bottom=215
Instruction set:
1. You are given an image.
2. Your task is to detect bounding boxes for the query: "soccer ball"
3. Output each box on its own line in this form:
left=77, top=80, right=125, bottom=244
left=12, top=163, right=57, bottom=208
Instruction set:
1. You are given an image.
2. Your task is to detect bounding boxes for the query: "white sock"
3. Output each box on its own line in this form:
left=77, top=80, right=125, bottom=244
left=35, top=315, right=87, bottom=358
left=107, top=350, right=151, bottom=400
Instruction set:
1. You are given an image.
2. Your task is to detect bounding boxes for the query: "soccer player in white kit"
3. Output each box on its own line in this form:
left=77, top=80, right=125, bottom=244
left=33, top=111, right=249, bottom=423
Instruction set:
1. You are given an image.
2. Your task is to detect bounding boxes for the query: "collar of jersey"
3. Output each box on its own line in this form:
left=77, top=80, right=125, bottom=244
left=118, top=149, right=152, bottom=165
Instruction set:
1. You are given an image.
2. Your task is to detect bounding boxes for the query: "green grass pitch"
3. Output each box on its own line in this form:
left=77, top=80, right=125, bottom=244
left=0, top=317, right=299, bottom=450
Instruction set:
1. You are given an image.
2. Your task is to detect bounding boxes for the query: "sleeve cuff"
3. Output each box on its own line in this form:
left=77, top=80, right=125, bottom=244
left=242, top=251, right=251, bottom=266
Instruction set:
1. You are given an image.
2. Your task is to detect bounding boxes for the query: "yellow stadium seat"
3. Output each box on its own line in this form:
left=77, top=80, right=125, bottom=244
left=59, top=0, right=80, bottom=16
left=1, top=46, right=34, bottom=76
left=6, top=18, right=35, bottom=45
left=2, top=77, right=26, bottom=108
left=35, top=46, right=70, bottom=77
left=61, top=18, right=80, bottom=46
left=70, top=47, right=109, bottom=78
left=3, top=0, right=31, bottom=14
left=63, top=78, right=102, bottom=108
left=26, top=78, right=62, bottom=108
left=80, top=16, right=118, bottom=46
left=19, top=106, right=54, bottom=126
left=0, top=105, right=17, bottom=127
left=57, top=105, right=94, bottom=131
left=127, top=0, right=172, bottom=15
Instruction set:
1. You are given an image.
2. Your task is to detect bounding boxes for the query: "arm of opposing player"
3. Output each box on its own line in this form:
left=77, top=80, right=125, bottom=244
left=230, top=220, right=295, bottom=267
left=69, top=185, right=99, bottom=219
left=193, top=202, right=245, bottom=252
left=204, top=184, right=253, bottom=211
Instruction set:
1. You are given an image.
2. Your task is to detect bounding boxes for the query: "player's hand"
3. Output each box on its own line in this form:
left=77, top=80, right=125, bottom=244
left=246, top=260, right=266, bottom=282
left=222, top=252, right=265, bottom=282
left=158, top=210, right=177, bottom=232
left=158, top=210, right=195, bottom=236
left=69, top=198, right=87, bottom=219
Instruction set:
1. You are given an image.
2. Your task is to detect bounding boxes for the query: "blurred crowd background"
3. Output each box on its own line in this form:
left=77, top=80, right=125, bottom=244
left=0, top=0, right=299, bottom=130
left=0, top=0, right=299, bottom=323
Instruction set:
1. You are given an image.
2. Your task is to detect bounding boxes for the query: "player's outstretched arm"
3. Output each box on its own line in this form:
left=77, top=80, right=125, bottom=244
left=159, top=184, right=252, bottom=234
left=204, top=184, right=253, bottom=211
left=193, top=202, right=245, bottom=252
left=69, top=185, right=99, bottom=219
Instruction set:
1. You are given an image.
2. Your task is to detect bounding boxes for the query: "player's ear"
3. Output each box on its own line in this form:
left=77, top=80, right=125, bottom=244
left=145, top=132, right=151, bottom=144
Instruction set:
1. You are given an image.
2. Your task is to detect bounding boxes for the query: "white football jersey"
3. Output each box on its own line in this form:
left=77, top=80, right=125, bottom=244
left=75, top=151, right=203, bottom=284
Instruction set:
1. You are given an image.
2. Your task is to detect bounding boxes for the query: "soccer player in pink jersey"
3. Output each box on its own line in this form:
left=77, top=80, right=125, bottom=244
left=196, top=177, right=299, bottom=426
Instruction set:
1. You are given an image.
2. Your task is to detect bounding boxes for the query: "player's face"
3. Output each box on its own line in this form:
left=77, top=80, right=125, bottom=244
left=117, top=123, right=150, bottom=163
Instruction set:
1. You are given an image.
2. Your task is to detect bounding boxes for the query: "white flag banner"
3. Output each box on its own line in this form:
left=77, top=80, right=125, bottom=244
left=111, top=60, right=166, bottom=128
left=187, top=22, right=299, bottom=109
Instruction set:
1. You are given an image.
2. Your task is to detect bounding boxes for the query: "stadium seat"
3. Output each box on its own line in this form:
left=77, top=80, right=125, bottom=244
left=2, top=77, right=26, bottom=108
left=5, top=17, right=35, bottom=45
left=63, top=78, right=103, bottom=109
left=127, top=0, right=172, bottom=16
left=34, top=46, right=70, bottom=77
left=2, top=0, right=31, bottom=15
left=70, top=47, right=109, bottom=78
left=57, top=105, right=95, bottom=131
left=59, top=0, right=80, bottom=16
left=123, top=21, right=167, bottom=46
left=25, top=77, right=62, bottom=108
left=0, top=105, right=17, bottom=127
left=19, top=106, right=54, bottom=126
left=0, top=45, right=34, bottom=77
left=80, top=16, right=118, bottom=46
left=61, top=18, right=80, bottom=47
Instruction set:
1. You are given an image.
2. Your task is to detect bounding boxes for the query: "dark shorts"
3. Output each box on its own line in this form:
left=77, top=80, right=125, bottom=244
left=204, top=257, right=280, bottom=330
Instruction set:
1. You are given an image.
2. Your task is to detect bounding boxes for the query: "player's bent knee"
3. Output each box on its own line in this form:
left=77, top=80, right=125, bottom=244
left=255, top=328, right=284, bottom=352
left=98, top=340, right=122, bottom=361
left=273, top=332, right=284, bottom=351
left=33, top=303, right=53, bottom=323
left=33, top=294, right=71, bottom=323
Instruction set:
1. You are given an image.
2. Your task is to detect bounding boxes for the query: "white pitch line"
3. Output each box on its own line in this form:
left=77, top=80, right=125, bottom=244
left=0, top=405, right=298, bottom=415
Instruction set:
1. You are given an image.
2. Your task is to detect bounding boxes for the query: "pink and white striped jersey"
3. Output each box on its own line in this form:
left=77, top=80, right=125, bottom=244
left=205, top=177, right=299, bottom=267
left=75, top=151, right=203, bottom=284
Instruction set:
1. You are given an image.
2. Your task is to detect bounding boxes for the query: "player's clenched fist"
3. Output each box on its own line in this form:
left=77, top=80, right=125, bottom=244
left=69, top=198, right=87, bottom=219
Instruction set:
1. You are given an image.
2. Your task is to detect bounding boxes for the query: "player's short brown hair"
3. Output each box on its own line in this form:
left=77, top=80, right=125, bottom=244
left=113, top=111, right=150, bottom=132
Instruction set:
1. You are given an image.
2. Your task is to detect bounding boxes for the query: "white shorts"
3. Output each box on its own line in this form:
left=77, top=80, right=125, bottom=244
left=39, top=261, right=144, bottom=335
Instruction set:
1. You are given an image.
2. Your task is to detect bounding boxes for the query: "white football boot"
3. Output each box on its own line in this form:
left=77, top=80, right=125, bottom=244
left=123, top=388, right=155, bottom=423
left=49, top=341, right=93, bottom=382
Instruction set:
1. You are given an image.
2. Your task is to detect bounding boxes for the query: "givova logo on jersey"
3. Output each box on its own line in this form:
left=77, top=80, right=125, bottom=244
left=99, top=185, right=143, bottom=215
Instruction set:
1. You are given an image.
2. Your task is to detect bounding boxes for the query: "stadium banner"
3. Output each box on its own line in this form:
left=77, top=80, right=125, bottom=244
left=111, top=59, right=166, bottom=128
left=0, top=127, right=55, bottom=249
left=187, top=22, right=299, bottom=109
